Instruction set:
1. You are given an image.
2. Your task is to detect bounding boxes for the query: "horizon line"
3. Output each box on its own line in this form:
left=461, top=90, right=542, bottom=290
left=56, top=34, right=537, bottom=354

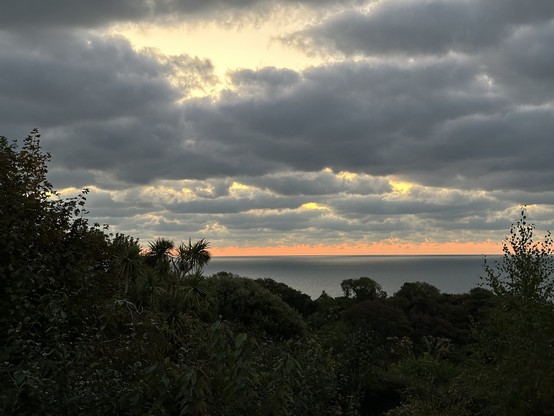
left=209, top=241, right=504, bottom=257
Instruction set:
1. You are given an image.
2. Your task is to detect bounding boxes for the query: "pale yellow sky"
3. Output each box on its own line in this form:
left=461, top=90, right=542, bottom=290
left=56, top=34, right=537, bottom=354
left=111, top=16, right=325, bottom=87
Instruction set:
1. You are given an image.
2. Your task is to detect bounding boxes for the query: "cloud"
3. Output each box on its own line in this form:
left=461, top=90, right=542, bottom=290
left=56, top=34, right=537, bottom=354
left=284, top=0, right=554, bottom=57
left=3, top=28, right=553, bottom=195
left=186, top=58, right=518, bottom=188
left=485, top=22, right=554, bottom=104
left=245, top=169, right=391, bottom=196
left=0, top=0, right=364, bottom=29
left=0, top=29, right=220, bottom=186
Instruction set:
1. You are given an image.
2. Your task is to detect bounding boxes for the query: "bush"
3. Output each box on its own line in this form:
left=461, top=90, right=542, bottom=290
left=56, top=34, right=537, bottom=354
left=207, top=272, right=307, bottom=340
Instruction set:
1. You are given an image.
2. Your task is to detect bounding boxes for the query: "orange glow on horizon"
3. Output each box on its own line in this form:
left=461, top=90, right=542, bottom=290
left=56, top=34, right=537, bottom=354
left=210, top=241, right=503, bottom=257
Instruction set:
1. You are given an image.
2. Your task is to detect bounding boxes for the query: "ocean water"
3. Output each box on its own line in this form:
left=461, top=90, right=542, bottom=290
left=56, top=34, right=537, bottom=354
left=204, top=255, right=501, bottom=299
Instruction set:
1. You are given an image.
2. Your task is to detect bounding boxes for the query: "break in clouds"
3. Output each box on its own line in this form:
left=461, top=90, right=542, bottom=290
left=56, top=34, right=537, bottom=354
left=1, top=0, right=554, bottom=249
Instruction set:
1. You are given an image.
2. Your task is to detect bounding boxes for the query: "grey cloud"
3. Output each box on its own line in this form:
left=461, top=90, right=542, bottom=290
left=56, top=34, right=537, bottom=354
left=228, top=68, right=302, bottom=96
left=285, top=0, right=554, bottom=57
left=220, top=208, right=340, bottom=233
left=0, top=0, right=363, bottom=29
left=4, top=26, right=552, bottom=195
left=165, top=194, right=304, bottom=214
left=4, top=0, right=553, bottom=250
left=412, top=108, right=554, bottom=190
left=0, top=30, right=224, bottom=187
left=244, top=171, right=391, bottom=196
left=146, top=48, right=218, bottom=93
left=484, top=22, right=554, bottom=104
left=491, top=190, right=554, bottom=207
left=0, top=31, right=178, bottom=129
left=140, top=182, right=510, bottom=236
left=329, top=195, right=441, bottom=217
left=0, top=32, right=171, bottom=137
left=0, top=0, right=149, bottom=29
left=186, top=59, right=513, bottom=183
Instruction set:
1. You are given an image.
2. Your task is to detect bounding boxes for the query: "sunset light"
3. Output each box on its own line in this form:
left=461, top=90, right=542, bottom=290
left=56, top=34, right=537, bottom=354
left=210, top=240, right=503, bottom=257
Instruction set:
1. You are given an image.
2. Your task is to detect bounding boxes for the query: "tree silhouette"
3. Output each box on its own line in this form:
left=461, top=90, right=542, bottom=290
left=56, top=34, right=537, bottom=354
left=175, top=238, right=211, bottom=278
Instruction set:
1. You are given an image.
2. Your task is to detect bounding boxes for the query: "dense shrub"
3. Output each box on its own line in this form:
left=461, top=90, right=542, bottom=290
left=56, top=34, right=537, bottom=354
left=207, top=272, right=308, bottom=340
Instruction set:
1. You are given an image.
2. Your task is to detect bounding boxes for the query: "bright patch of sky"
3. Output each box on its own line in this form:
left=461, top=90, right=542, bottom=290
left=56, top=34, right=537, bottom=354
left=110, top=5, right=334, bottom=97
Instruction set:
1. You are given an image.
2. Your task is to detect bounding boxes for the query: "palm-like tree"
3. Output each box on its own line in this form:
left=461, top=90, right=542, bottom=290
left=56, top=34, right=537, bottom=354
left=175, top=238, right=211, bottom=278
left=145, top=238, right=175, bottom=278
left=180, top=269, right=209, bottom=310
left=114, top=240, right=143, bottom=293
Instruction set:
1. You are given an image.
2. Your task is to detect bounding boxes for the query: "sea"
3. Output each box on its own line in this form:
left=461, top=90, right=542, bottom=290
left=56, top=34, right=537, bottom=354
left=204, top=255, right=502, bottom=299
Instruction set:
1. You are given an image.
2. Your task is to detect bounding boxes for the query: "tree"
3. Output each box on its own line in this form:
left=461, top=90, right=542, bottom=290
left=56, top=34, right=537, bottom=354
left=341, top=277, right=387, bottom=301
left=484, top=207, right=554, bottom=302
left=394, top=282, right=441, bottom=302
left=206, top=272, right=307, bottom=340
left=145, top=237, right=175, bottom=277
left=175, top=238, right=212, bottom=278
left=392, top=282, right=457, bottom=340
left=112, top=234, right=144, bottom=293
left=471, top=208, right=554, bottom=414
left=255, top=278, right=316, bottom=317
left=0, top=130, right=126, bottom=414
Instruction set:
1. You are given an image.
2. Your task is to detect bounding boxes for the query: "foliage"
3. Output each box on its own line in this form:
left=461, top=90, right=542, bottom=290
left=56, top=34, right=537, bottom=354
left=386, top=347, right=470, bottom=416
left=484, top=208, right=554, bottom=302
left=341, top=277, right=387, bottom=301
left=392, top=282, right=458, bottom=341
left=207, top=272, right=308, bottom=340
left=176, top=238, right=212, bottom=278
left=341, top=299, right=412, bottom=338
left=1, top=130, right=116, bottom=414
left=471, top=208, right=554, bottom=415
left=255, top=277, right=316, bottom=317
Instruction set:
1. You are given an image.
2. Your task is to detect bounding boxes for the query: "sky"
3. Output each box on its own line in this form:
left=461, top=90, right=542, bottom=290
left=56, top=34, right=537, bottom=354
left=1, top=0, right=554, bottom=255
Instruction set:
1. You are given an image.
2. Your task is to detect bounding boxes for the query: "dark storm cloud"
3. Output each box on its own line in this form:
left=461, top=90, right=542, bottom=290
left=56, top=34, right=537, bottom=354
left=285, top=0, right=554, bottom=57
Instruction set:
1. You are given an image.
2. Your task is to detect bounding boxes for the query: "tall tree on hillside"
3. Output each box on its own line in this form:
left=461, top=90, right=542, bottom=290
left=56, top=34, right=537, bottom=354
left=0, top=130, right=124, bottom=414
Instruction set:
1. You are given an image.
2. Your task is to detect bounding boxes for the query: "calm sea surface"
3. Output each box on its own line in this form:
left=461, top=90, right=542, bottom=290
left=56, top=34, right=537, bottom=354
left=204, top=255, right=501, bottom=299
